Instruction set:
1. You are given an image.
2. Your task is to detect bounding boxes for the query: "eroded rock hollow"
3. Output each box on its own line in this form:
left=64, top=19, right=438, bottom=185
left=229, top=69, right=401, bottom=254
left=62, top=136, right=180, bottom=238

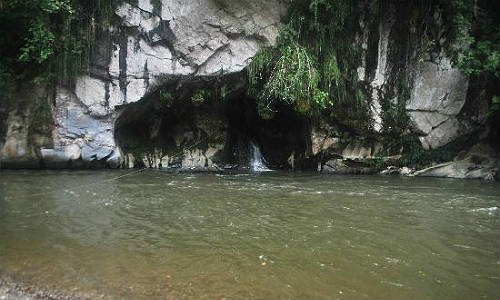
left=114, top=73, right=312, bottom=170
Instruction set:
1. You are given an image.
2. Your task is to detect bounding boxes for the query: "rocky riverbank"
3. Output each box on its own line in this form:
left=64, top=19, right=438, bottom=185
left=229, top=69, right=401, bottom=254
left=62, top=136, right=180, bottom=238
left=322, top=142, right=499, bottom=181
left=0, top=275, right=102, bottom=300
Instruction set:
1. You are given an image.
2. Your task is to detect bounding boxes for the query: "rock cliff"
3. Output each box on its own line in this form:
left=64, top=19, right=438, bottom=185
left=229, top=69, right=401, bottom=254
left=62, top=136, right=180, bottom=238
left=1, top=0, right=284, bottom=169
left=0, top=0, right=497, bottom=180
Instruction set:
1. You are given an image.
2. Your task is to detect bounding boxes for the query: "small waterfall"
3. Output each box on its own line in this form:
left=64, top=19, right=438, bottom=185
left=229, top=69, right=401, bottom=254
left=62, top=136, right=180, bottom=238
left=250, top=142, right=271, bottom=172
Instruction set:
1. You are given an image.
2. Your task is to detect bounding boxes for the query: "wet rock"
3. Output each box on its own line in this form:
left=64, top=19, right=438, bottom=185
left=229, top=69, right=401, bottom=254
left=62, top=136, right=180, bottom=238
left=399, top=166, right=413, bottom=176
left=412, top=143, right=499, bottom=180
left=380, top=166, right=414, bottom=176
left=47, top=87, right=118, bottom=168
left=40, top=145, right=81, bottom=168
left=366, top=5, right=395, bottom=133
left=341, top=140, right=382, bottom=160
left=0, top=110, right=40, bottom=168
left=0, top=86, right=53, bottom=168
left=380, top=165, right=414, bottom=176
left=380, top=165, right=399, bottom=175
left=310, top=126, right=339, bottom=156
left=181, top=149, right=207, bottom=170
left=0, top=276, right=87, bottom=300
left=322, top=159, right=377, bottom=175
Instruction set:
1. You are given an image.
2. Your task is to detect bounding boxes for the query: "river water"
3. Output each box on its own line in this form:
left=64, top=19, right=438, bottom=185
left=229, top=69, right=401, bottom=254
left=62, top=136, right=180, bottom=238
left=0, top=170, right=499, bottom=299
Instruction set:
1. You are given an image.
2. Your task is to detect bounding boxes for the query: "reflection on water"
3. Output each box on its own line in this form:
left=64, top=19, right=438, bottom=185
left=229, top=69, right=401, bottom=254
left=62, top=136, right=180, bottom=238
left=0, top=170, right=499, bottom=299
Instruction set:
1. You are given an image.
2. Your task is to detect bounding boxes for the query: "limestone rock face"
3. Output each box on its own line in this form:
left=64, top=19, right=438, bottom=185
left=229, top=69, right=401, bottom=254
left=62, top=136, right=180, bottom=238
left=1, top=110, right=39, bottom=168
left=310, top=124, right=340, bottom=156
left=0, top=0, right=492, bottom=171
left=0, top=86, right=53, bottom=168
left=341, top=140, right=382, bottom=160
left=46, top=87, right=120, bottom=168
left=99, top=0, right=283, bottom=111
left=355, top=1, right=478, bottom=151
left=0, top=0, right=284, bottom=169
left=407, top=57, right=471, bottom=149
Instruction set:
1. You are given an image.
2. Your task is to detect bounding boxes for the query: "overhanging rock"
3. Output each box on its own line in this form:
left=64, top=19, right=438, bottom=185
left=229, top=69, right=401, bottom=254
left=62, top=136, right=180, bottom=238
left=39, top=0, right=284, bottom=167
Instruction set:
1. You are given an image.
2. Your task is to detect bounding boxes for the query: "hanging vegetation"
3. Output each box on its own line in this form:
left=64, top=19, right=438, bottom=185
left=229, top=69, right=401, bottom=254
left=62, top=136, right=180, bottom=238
left=0, top=0, right=118, bottom=98
left=247, top=0, right=372, bottom=134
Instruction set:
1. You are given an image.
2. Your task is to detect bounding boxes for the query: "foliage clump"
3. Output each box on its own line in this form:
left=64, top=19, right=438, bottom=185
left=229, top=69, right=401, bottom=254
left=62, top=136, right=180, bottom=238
left=399, top=134, right=477, bottom=168
left=249, top=38, right=325, bottom=118
left=247, top=0, right=371, bottom=134
left=0, top=0, right=117, bottom=98
left=191, top=90, right=208, bottom=103
left=440, top=0, right=500, bottom=127
left=442, top=0, right=500, bottom=78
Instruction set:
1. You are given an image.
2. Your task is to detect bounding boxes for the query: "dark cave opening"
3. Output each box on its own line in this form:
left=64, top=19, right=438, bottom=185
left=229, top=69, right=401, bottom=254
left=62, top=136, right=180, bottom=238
left=114, top=78, right=314, bottom=170
left=225, top=96, right=312, bottom=169
left=114, top=86, right=228, bottom=168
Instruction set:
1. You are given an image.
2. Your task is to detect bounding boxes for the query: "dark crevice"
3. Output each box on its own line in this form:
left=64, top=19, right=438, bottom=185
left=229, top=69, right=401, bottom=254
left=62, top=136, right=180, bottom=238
left=118, top=31, right=129, bottom=102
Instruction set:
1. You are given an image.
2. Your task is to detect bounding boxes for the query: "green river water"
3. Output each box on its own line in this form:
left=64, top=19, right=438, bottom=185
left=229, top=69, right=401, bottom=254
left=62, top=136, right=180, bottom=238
left=0, top=170, right=499, bottom=299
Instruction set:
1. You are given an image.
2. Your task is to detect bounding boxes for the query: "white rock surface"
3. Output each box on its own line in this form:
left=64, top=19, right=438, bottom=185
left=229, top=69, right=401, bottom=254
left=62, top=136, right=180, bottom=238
left=0, top=1, right=483, bottom=170
left=45, top=87, right=119, bottom=167
left=369, top=15, right=394, bottom=132
left=96, top=0, right=283, bottom=110
left=407, top=57, right=471, bottom=149
left=7, top=0, right=283, bottom=168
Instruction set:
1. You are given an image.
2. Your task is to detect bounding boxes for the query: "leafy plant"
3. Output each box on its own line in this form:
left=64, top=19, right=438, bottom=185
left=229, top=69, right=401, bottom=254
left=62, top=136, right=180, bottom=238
left=399, top=134, right=475, bottom=167
left=191, top=90, right=208, bottom=103
left=19, top=21, right=57, bottom=64
left=489, top=95, right=500, bottom=116
left=247, top=0, right=369, bottom=131
left=0, top=0, right=118, bottom=89
left=259, top=41, right=326, bottom=116
left=442, top=0, right=500, bottom=77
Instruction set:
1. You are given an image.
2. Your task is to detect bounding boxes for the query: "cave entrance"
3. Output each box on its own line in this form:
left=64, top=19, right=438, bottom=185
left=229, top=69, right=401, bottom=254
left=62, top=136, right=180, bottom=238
left=225, top=97, right=311, bottom=169
left=114, top=76, right=313, bottom=170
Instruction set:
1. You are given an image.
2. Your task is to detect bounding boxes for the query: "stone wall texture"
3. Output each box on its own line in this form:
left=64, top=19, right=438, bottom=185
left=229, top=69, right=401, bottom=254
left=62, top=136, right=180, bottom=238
left=0, top=0, right=490, bottom=171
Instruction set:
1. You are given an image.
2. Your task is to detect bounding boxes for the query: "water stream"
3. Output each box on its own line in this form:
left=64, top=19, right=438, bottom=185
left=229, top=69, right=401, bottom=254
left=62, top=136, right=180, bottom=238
left=0, top=170, right=499, bottom=299
left=249, top=142, right=271, bottom=172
